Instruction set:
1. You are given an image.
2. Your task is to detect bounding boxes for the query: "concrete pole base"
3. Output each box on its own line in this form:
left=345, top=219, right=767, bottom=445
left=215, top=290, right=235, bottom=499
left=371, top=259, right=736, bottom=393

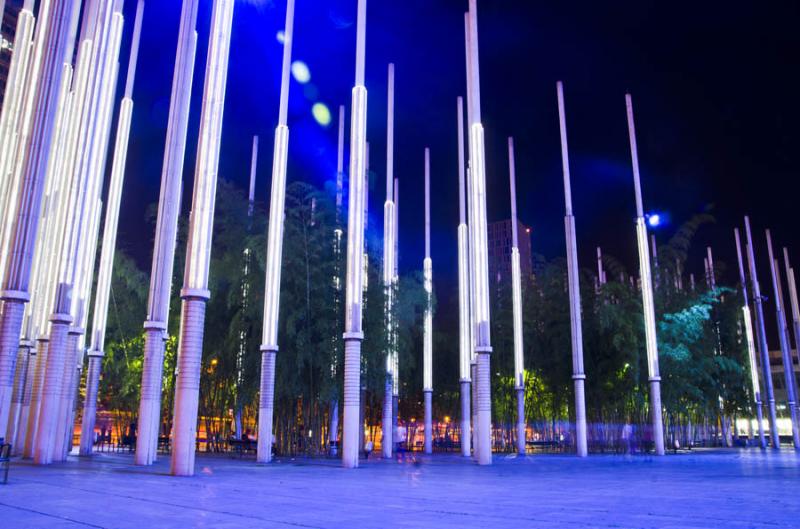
left=170, top=297, right=207, bottom=477
left=476, top=350, right=492, bottom=465
left=470, top=363, right=478, bottom=461
left=23, top=339, right=48, bottom=458
left=460, top=380, right=471, bottom=457
left=6, top=345, right=30, bottom=452
left=135, top=326, right=167, bottom=466
left=649, top=377, right=666, bottom=456
left=516, top=387, right=525, bottom=455
left=755, top=399, right=766, bottom=449
left=257, top=347, right=277, bottom=463
left=34, top=314, right=71, bottom=465
left=382, top=375, right=392, bottom=458
left=79, top=355, right=103, bottom=455
left=53, top=331, right=80, bottom=462
left=329, top=399, right=339, bottom=456
left=342, top=334, right=362, bottom=468
left=0, top=299, right=25, bottom=440
left=573, top=375, right=588, bottom=457
left=424, top=389, right=432, bottom=454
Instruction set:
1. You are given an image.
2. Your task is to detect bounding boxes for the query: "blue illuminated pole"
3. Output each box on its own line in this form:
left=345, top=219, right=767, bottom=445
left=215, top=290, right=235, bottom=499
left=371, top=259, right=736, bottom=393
left=625, top=94, right=665, bottom=456
left=744, top=216, right=780, bottom=449
left=258, top=0, right=296, bottom=464
left=734, top=228, right=766, bottom=449
left=423, top=147, right=433, bottom=455
left=557, top=81, right=588, bottom=457
left=381, top=63, right=395, bottom=459
left=342, top=0, right=368, bottom=469
left=456, top=96, right=471, bottom=458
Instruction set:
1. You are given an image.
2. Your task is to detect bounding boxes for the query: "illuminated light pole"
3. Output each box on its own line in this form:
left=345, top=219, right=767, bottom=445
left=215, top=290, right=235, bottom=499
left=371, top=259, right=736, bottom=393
left=422, top=147, right=433, bottom=455
left=341, top=0, right=368, bottom=469
left=392, top=175, right=399, bottom=450
left=766, top=231, right=800, bottom=448
left=782, top=249, right=800, bottom=401
left=170, top=0, right=235, bottom=477
left=456, top=96, right=471, bottom=458
left=43, top=3, right=125, bottom=464
left=596, top=247, right=606, bottom=287
left=80, top=0, right=144, bottom=457
left=329, top=104, right=345, bottom=457
left=624, top=94, right=665, bottom=456
left=257, top=0, right=294, bottom=465
left=381, top=63, right=395, bottom=459
left=735, top=228, right=765, bottom=448
left=506, top=137, right=526, bottom=456
left=21, top=63, right=74, bottom=458
left=8, top=57, right=73, bottom=454
left=0, top=0, right=81, bottom=444
left=557, top=81, right=588, bottom=457
left=233, top=135, right=258, bottom=440
left=0, top=0, right=36, bottom=276
left=465, top=0, right=494, bottom=466
left=744, top=217, right=779, bottom=448
left=135, top=0, right=199, bottom=467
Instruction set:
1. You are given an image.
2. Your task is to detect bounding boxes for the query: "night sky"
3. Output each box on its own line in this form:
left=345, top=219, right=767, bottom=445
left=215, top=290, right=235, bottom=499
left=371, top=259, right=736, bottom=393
left=113, top=0, right=800, bottom=307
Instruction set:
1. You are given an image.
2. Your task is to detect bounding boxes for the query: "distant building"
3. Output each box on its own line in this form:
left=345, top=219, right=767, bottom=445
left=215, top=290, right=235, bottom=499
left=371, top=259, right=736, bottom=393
left=487, top=219, right=532, bottom=284
left=0, top=2, right=22, bottom=109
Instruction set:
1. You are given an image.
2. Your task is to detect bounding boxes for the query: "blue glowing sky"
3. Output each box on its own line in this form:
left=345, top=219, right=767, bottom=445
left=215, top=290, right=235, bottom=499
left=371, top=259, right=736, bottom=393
left=113, top=0, right=800, bottom=294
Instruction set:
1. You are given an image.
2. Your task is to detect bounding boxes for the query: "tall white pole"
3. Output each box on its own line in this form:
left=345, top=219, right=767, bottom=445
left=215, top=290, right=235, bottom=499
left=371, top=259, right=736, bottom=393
left=423, top=147, right=433, bottom=455
left=170, top=0, right=235, bottom=477
left=744, top=217, right=780, bottom=448
left=257, top=0, right=295, bottom=464
left=735, top=228, right=766, bottom=448
left=624, top=94, right=665, bottom=456
left=456, top=96, right=471, bottom=457
left=392, top=175, right=399, bottom=446
left=80, top=0, right=144, bottom=456
left=506, top=137, right=526, bottom=456
left=0, top=0, right=80, bottom=443
left=766, top=231, right=800, bottom=448
left=135, top=0, right=199, bottom=467
left=557, top=81, right=588, bottom=457
left=381, top=63, right=395, bottom=459
left=466, top=0, right=493, bottom=466
left=782, top=249, right=800, bottom=414
left=0, top=1, right=37, bottom=279
left=341, top=0, right=368, bottom=469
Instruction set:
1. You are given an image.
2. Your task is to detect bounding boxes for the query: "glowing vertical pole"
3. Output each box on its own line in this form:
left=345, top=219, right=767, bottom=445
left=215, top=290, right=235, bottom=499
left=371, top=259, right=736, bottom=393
left=506, top=137, right=525, bottom=456
left=456, top=96, right=471, bottom=457
left=44, top=3, right=125, bottom=464
left=135, top=0, right=199, bottom=467
left=381, top=63, right=395, bottom=459
left=735, top=228, right=765, bottom=448
left=782, top=249, right=800, bottom=408
left=766, top=231, right=800, bottom=448
left=391, top=175, right=399, bottom=447
left=596, top=247, right=606, bottom=287
left=257, top=0, right=295, bottom=464
left=466, top=0, right=493, bottom=466
left=744, top=217, right=779, bottom=448
left=170, top=0, right=235, bottom=477
left=0, top=0, right=80, bottom=442
left=80, top=0, right=144, bottom=457
left=557, top=81, right=588, bottom=457
left=625, top=94, right=665, bottom=456
left=341, top=0, right=368, bottom=469
left=0, top=1, right=36, bottom=276
left=422, top=147, right=433, bottom=455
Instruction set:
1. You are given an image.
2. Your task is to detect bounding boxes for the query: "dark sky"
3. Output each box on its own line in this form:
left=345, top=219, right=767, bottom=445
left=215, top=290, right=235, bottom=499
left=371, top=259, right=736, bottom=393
left=114, top=0, right=800, bottom=305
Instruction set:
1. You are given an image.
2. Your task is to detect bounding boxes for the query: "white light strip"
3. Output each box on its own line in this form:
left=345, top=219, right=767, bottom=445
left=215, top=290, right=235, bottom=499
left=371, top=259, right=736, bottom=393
left=456, top=97, right=470, bottom=381
left=742, top=306, right=760, bottom=396
left=508, top=137, right=524, bottom=385
left=423, top=256, right=433, bottom=390
left=636, top=219, right=660, bottom=377
left=184, top=0, right=234, bottom=291
left=344, top=85, right=367, bottom=333
left=261, top=0, right=295, bottom=345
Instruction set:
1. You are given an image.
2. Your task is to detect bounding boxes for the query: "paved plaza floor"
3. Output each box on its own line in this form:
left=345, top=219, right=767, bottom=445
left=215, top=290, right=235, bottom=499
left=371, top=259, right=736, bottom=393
left=0, top=448, right=798, bottom=528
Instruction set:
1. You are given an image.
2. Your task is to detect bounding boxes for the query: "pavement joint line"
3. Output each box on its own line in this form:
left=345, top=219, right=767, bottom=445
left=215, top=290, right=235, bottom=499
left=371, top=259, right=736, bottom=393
left=0, top=501, right=105, bottom=528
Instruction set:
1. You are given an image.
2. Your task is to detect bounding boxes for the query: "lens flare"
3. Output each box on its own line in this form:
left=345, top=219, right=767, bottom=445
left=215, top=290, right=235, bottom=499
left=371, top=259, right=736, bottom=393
left=291, top=60, right=310, bottom=83
left=312, top=102, right=331, bottom=126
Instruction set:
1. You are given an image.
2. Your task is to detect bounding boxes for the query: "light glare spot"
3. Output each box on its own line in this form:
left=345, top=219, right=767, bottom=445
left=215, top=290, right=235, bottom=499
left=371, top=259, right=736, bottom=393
left=291, top=61, right=311, bottom=84
left=648, top=214, right=661, bottom=227
left=312, top=103, right=331, bottom=126
left=276, top=31, right=285, bottom=43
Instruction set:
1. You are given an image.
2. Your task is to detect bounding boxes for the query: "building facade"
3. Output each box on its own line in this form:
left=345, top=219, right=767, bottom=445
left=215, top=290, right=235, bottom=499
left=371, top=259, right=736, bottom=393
left=487, top=219, right=532, bottom=284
